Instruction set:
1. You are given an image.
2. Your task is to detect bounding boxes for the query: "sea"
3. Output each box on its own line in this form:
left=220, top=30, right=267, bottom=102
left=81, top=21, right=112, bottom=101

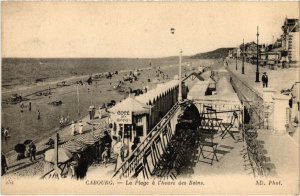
left=2, top=57, right=183, bottom=91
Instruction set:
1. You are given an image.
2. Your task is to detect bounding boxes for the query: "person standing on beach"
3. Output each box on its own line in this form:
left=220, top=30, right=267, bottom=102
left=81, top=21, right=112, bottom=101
left=20, top=102, right=24, bottom=113
left=1, top=153, right=8, bottom=176
left=98, top=106, right=102, bottom=119
left=3, top=127, right=9, bottom=144
left=78, top=120, right=83, bottom=134
left=262, top=72, right=268, bottom=88
left=29, top=102, right=31, bottom=111
left=71, top=121, right=76, bottom=135
left=88, top=106, right=93, bottom=120
left=29, top=142, right=36, bottom=161
left=37, top=110, right=41, bottom=120
left=103, top=130, right=112, bottom=159
left=101, top=147, right=109, bottom=167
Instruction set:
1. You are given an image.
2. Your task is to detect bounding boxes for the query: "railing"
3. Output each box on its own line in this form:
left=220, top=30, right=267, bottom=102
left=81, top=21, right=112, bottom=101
left=242, top=128, right=274, bottom=177
left=112, top=102, right=181, bottom=179
left=227, top=68, right=267, bottom=129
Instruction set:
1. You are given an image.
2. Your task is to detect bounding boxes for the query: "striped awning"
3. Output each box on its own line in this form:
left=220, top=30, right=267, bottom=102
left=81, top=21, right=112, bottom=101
left=61, top=140, right=87, bottom=153
left=75, top=134, right=101, bottom=145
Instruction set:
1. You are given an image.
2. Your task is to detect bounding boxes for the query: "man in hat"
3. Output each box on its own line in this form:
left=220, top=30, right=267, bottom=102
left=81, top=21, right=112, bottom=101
left=262, top=72, right=268, bottom=88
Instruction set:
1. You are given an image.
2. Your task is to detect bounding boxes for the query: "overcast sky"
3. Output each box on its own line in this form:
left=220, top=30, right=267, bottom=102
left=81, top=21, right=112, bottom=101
left=2, top=2, right=299, bottom=58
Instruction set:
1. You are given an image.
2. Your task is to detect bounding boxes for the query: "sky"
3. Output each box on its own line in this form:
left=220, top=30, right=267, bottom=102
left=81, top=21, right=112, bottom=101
left=2, top=2, right=299, bottom=58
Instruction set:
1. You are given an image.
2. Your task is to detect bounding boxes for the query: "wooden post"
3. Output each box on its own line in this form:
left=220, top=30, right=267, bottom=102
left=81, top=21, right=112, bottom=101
left=54, top=133, right=58, bottom=169
left=77, top=85, right=80, bottom=116
left=122, top=124, right=125, bottom=143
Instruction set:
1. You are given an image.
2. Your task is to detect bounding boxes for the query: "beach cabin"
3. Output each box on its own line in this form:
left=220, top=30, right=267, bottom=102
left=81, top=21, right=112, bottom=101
left=108, top=97, right=150, bottom=142
left=109, top=80, right=179, bottom=143
left=136, top=80, right=179, bottom=130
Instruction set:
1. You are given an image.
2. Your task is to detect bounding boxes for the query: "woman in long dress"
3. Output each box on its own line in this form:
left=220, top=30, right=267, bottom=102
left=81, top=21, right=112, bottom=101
left=71, top=121, right=76, bottom=136
left=78, top=120, right=83, bottom=134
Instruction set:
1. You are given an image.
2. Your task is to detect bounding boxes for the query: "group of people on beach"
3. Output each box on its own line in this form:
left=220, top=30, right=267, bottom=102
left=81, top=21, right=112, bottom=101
left=70, top=120, right=84, bottom=135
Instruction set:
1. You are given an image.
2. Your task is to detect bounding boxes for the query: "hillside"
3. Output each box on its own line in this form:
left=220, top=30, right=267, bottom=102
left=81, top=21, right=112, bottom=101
left=191, top=48, right=235, bottom=59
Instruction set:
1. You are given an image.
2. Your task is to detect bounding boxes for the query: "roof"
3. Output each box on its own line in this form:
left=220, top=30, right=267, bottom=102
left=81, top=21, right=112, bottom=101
left=200, top=71, right=216, bottom=84
left=182, top=72, right=205, bottom=82
left=216, top=77, right=236, bottom=95
left=108, top=96, right=150, bottom=115
left=187, top=81, right=210, bottom=100
left=136, top=80, right=179, bottom=104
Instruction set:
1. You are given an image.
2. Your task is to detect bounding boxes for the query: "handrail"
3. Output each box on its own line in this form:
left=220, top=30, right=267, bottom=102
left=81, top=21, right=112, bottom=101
left=40, top=169, right=55, bottom=179
left=200, top=109, right=242, bottom=115
left=112, top=102, right=181, bottom=178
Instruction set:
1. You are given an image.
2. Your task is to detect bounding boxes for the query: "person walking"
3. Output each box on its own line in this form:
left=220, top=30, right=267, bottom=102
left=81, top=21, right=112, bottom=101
left=262, top=72, right=269, bottom=88
left=78, top=120, right=83, bottom=134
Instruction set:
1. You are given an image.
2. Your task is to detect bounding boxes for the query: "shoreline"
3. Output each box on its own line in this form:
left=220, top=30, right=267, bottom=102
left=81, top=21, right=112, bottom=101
left=1, top=64, right=170, bottom=95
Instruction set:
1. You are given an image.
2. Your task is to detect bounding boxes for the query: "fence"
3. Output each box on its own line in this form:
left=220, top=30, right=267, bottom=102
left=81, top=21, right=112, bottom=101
left=227, top=68, right=271, bottom=129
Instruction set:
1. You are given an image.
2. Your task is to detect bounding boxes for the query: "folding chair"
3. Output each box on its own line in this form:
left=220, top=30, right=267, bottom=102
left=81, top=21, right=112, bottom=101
left=198, top=107, right=221, bottom=165
left=197, top=141, right=219, bottom=165
left=221, top=111, right=239, bottom=140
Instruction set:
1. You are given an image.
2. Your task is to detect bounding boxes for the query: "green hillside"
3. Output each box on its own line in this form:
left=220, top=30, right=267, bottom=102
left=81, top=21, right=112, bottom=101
left=191, top=48, right=235, bottom=59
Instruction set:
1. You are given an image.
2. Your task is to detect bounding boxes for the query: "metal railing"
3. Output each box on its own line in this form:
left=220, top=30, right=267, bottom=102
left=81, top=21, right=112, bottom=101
left=112, top=102, right=181, bottom=179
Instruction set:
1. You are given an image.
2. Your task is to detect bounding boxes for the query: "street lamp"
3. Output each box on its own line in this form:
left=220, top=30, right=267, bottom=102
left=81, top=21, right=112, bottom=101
left=255, top=26, right=260, bottom=82
left=179, top=49, right=182, bottom=101
left=170, top=27, right=182, bottom=102
left=236, top=49, right=238, bottom=71
left=242, top=38, right=245, bottom=74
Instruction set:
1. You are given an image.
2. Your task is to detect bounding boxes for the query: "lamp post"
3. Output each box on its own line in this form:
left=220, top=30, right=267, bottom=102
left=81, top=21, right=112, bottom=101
left=170, top=27, right=182, bottom=102
left=255, top=26, right=260, bottom=82
left=242, top=38, right=245, bottom=74
left=179, top=49, right=182, bottom=102
left=236, top=49, right=238, bottom=71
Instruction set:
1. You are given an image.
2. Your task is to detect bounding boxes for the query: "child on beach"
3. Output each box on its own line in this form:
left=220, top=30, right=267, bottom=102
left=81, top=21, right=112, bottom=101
left=102, top=147, right=109, bottom=167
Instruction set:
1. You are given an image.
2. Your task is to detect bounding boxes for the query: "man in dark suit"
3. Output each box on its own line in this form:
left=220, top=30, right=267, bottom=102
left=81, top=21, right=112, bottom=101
left=262, top=72, right=268, bottom=88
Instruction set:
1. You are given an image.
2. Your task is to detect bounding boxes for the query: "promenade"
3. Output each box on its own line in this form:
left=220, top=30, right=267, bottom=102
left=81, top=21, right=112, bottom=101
left=226, top=59, right=299, bottom=96
left=226, top=59, right=299, bottom=181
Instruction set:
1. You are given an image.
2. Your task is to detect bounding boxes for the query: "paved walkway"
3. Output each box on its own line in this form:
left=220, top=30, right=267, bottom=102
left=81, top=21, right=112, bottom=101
left=256, top=129, right=299, bottom=180
left=226, top=60, right=299, bottom=96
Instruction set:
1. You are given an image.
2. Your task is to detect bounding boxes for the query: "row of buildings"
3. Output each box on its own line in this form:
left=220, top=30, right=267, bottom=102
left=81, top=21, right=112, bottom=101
left=228, top=17, right=299, bottom=66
